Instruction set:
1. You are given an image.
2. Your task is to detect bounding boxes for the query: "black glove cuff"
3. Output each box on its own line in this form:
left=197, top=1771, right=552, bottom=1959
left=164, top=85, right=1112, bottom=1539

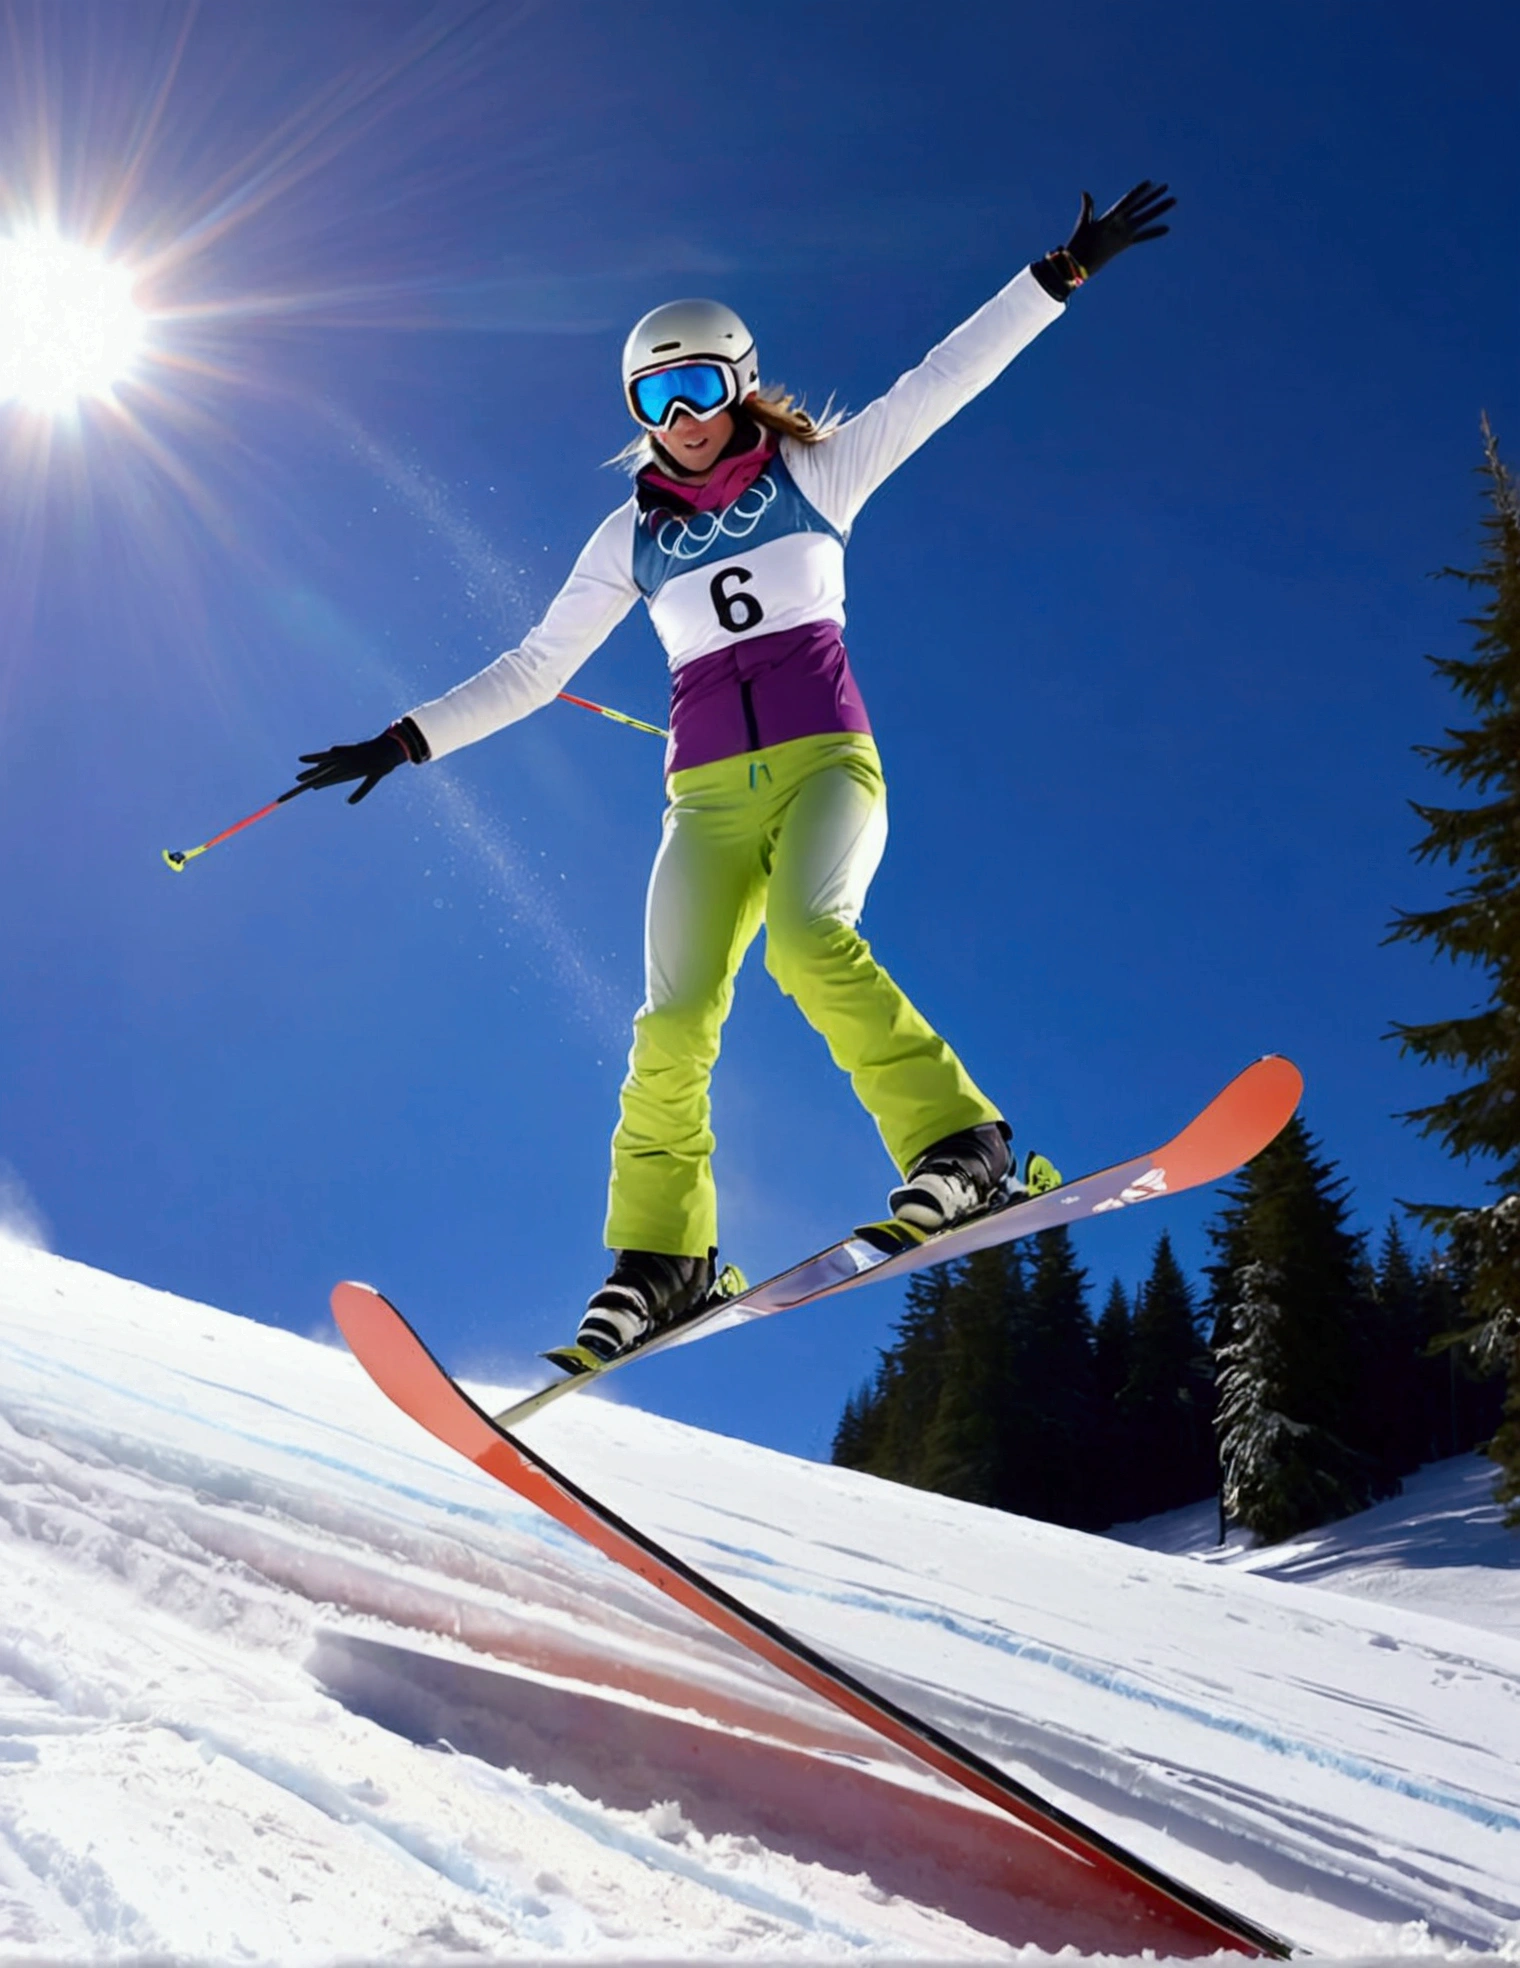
left=1030, top=250, right=1089, bottom=304
left=390, top=716, right=431, bottom=764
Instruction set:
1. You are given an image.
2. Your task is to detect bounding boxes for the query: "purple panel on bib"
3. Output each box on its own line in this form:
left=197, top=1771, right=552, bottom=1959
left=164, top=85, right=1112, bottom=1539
left=667, top=621, right=872, bottom=773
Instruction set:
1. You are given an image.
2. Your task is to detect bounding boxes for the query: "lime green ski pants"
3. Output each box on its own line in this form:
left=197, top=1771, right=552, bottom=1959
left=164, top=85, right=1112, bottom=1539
left=605, top=731, right=1002, bottom=1256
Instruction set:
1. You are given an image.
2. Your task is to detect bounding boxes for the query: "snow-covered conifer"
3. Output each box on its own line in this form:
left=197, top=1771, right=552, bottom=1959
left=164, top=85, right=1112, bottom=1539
left=1388, top=420, right=1520, bottom=1520
left=1216, top=1263, right=1368, bottom=1544
left=1206, top=1115, right=1381, bottom=1541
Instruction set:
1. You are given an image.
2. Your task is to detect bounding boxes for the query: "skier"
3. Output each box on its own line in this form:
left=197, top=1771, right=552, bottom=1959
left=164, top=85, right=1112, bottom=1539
left=298, top=182, right=1174, bottom=1362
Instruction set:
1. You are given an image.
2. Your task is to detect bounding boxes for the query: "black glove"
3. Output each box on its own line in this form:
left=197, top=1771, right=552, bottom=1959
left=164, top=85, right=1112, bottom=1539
left=1031, top=180, right=1175, bottom=301
left=296, top=715, right=430, bottom=805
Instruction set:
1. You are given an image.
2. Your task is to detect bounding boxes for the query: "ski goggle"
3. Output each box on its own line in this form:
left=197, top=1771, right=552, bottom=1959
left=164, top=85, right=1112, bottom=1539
left=627, top=360, right=739, bottom=431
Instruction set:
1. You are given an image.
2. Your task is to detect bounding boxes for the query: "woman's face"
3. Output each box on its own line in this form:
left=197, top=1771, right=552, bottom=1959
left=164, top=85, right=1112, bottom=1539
left=653, top=406, right=734, bottom=477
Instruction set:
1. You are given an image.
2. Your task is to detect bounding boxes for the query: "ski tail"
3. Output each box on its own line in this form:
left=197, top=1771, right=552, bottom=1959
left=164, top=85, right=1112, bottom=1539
left=332, top=1280, right=1294, bottom=1959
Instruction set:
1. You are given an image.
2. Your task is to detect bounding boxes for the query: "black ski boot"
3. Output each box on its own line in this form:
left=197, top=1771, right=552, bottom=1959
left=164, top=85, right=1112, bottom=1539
left=888, top=1121, right=1013, bottom=1233
left=576, top=1248, right=716, bottom=1362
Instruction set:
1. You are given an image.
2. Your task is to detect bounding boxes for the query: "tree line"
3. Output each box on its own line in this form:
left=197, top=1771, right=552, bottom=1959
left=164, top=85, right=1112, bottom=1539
left=834, top=1114, right=1502, bottom=1539
left=835, top=423, right=1520, bottom=1543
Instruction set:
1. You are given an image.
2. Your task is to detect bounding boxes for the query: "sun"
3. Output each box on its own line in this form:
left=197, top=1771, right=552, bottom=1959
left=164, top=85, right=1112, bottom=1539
left=0, top=230, right=148, bottom=413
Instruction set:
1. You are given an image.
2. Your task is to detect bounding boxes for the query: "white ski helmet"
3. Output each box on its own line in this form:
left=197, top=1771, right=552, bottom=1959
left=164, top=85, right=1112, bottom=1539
left=621, top=298, right=759, bottom=427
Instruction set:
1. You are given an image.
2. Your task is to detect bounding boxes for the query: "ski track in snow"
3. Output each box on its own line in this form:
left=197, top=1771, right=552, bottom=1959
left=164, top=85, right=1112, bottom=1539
left=0, top=1238, right=1518, bottom=1961
left=678, top=1552, right=1520, bottom=1833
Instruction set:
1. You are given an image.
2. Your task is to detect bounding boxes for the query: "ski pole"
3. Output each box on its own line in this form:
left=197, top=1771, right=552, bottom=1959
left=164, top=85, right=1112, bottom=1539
left=164, top=691, right=662, bottom=872
left=557, top=691, right=668, bottom=739
left=162, top=783, right=309, bottom=871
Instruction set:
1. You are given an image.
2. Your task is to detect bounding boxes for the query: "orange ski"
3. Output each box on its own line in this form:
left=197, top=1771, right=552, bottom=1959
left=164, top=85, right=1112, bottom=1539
left=330, top=1276, right=1294, bottom=1957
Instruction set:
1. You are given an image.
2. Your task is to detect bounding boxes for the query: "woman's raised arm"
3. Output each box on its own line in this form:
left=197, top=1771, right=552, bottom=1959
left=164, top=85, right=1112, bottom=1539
left=790, top=181, right=1173, bottom=535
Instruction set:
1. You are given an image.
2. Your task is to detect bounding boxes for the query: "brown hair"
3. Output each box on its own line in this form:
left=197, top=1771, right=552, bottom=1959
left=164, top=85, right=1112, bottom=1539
left=610, top=382, right=842, bottom=474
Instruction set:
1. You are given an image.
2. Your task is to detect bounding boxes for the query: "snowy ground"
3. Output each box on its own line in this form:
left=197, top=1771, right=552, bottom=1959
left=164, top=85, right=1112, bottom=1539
left=1107, top=1460, right=1520, bottom=1641
left=1, top=1237, right=1518, bottom=1962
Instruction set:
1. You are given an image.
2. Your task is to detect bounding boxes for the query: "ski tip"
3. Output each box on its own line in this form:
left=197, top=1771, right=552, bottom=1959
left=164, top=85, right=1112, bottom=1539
left=332, top=1279, right=383, bottom=1305
left=329, top=1281, right=397, bottom=1345
left=1248, top=1052, right=1305, bottom=1113
left=1161, top=1055, right=1306, bottom=1192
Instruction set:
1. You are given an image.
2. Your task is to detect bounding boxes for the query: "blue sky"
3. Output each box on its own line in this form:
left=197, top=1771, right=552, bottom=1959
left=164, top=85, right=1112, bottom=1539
left=2, top=0, right=1517, bottom=1461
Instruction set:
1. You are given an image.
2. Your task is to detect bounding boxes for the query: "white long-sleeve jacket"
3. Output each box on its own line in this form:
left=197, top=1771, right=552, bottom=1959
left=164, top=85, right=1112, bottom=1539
left=407, top=266, right=1064, bottom=771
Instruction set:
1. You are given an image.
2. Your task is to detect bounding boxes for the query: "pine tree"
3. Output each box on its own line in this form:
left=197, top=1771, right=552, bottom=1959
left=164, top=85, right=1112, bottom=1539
left=1387, top=421, right=1520, bottom=1522
left=1121, top=1232, right=1217, bottom=1518
left=1206, top=1115, right=1383, bottom=1542
left=851, top=1263, right=955, bottom=1485
left=917, top=1246, right=1023, bottom=1506
left=1359, top=1218, right=1456, bottom=1481
left=831, top=1381, right=880, bottom=1468
left=832, top=1261, right=969, bottom=1487
left=1442, top=1200, right=1520, bottom=1520
left=1370, top=1219, right=1434, bottom=1475
left=1215, top=1262, right=1370, bottom=1544
left=1421, top=1229, right=1508, bottom=1458
left=1092, top=1278, right=1135, bottom=1523
left=999, top=1229, right=1103, bottom=1528
left=1094, top=1278, right=1133, bottom=1408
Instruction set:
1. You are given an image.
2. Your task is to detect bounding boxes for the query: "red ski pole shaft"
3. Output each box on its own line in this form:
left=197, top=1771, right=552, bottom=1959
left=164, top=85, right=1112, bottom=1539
left=556, top=691, right=668, bottom=739
left=162, top=783, right=308, bottom=871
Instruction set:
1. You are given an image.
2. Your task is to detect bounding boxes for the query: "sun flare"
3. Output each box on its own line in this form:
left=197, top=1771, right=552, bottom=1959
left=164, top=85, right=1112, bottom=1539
left=0, top=230, right=148, bottom=412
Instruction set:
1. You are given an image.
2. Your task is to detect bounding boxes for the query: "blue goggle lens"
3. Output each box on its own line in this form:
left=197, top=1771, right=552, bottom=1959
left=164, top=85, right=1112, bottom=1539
left=630, top=361, right=733, bottom=428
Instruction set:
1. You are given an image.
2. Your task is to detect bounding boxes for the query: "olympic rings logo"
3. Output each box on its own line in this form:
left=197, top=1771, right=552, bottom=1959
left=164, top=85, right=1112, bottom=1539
left=654, top=472, right=779, bottom=561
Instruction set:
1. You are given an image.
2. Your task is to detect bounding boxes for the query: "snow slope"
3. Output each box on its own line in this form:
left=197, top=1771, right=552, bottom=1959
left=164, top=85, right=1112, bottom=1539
left=1109, top=1459, right=1520, bottom=1641
left=1, top=1238, right=1518, bottom=1961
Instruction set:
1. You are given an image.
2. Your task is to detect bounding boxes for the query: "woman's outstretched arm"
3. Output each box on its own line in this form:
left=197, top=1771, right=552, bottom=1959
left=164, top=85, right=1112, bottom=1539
left=403, top=501, right=642, bottom=761
left=790, top=181, right=1173, bottom=535
left=296, top=503, right=642, bottom=798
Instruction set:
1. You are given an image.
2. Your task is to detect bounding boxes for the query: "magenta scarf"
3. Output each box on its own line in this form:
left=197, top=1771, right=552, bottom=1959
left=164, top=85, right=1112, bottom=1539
left=641, top=431, right=777, bottom=513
